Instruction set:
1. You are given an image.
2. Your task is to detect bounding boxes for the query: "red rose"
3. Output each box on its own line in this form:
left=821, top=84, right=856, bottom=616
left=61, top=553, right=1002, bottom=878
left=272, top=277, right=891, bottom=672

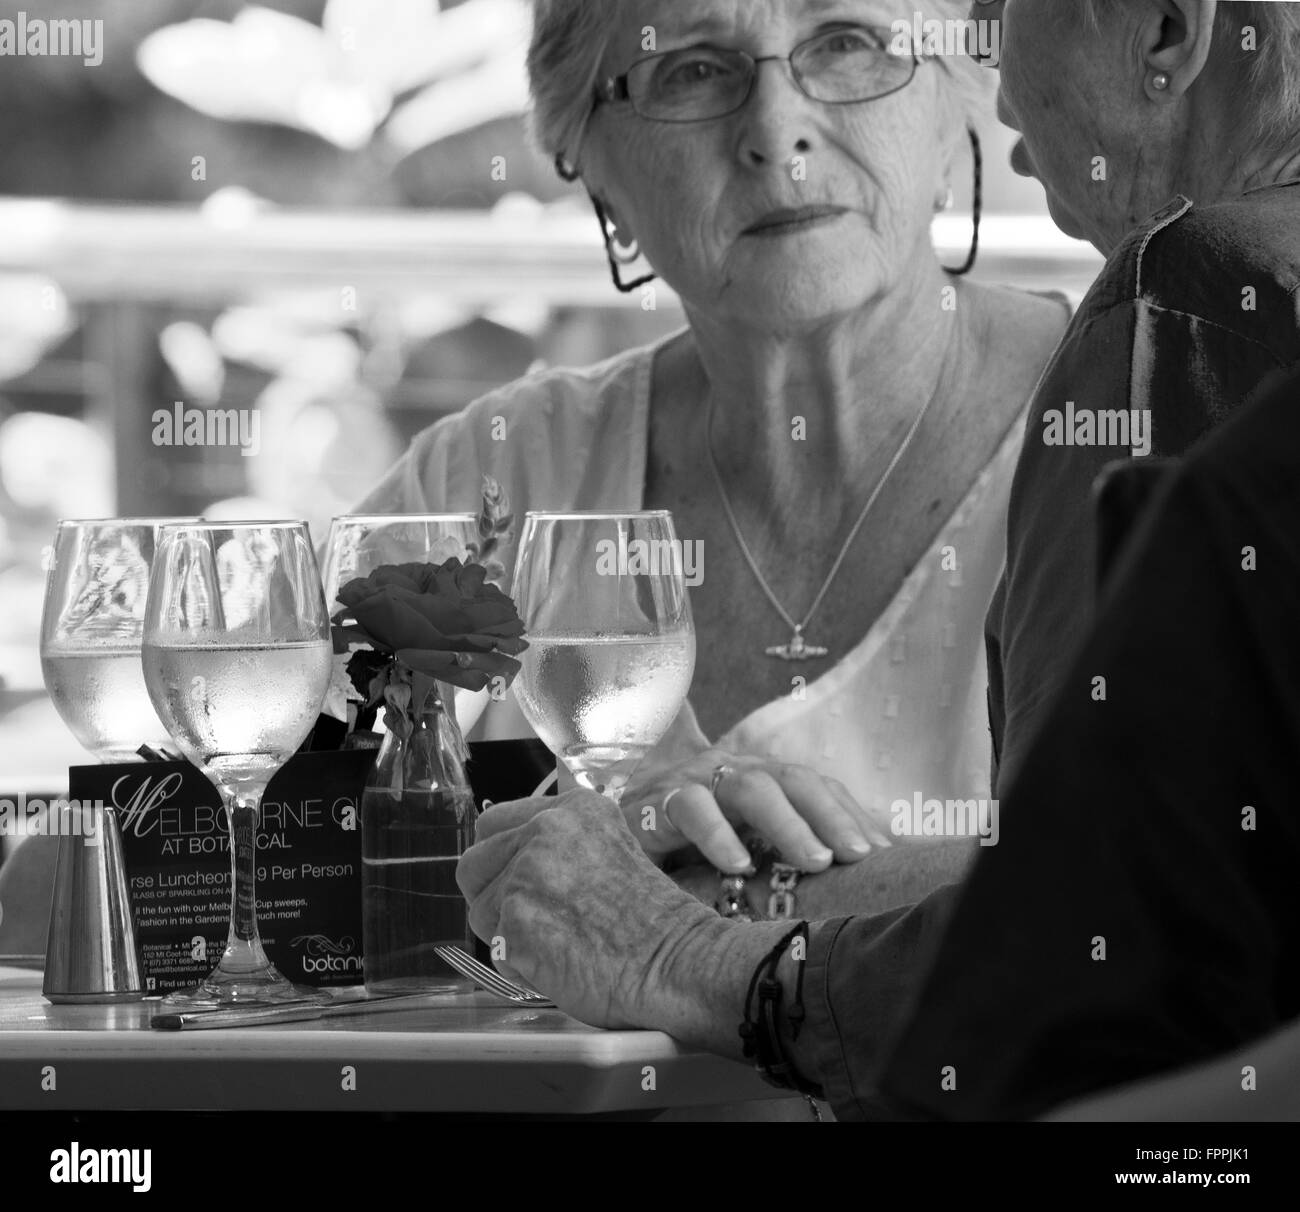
left=332, top=559, right=527, bottom=694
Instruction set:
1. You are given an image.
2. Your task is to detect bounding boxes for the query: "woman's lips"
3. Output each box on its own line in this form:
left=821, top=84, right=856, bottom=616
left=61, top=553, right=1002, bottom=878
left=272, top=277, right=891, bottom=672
left=1010, top=137, right=1035, bottom=179
left=743, top=206, right=847, bottom=237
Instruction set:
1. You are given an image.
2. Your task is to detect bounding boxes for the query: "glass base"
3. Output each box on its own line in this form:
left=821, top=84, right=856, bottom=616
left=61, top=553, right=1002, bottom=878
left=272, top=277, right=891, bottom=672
left=162, top=962, right=331, bottom=1008
left=363, top=974, right=472, bottom=997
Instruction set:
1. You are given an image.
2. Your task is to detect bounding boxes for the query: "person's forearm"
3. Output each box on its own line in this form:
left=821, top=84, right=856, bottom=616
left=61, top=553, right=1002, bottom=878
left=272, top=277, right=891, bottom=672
left=638, top=913, right=825, bottom=1079
left=652, top=843, right=975, bottom=1096
left=672, top=837, right=978, bottom=918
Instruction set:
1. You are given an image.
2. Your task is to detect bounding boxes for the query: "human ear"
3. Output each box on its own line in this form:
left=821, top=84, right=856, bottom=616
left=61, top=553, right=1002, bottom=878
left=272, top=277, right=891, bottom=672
left=1141, top=0, right=1217, bottom=101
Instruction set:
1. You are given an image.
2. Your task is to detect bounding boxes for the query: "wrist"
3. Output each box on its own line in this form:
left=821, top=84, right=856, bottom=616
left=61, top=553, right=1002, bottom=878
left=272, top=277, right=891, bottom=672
left=637, top=910, right=796, bottom=1059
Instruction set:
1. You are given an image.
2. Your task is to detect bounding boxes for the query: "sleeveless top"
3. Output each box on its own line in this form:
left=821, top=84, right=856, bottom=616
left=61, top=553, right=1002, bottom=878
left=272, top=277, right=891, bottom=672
left=351, top=325, right=1034, bottom=815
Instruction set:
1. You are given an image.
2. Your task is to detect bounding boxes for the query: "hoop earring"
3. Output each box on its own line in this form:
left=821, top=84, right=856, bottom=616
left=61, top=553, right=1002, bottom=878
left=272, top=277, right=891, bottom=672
left=554, top=152, right=580, bottom=183
left=591, top=195, right=658, bottom=294
left=942, top=128, right=982, bottom=277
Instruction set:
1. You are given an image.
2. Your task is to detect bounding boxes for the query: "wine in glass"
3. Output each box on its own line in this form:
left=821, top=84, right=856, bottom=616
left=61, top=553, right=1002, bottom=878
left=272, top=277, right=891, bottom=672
left=510, top=512, right=696, bottom=802
left=142, top=521, right=333, bottom=1005
left=40, top=518, right=200, bottom=763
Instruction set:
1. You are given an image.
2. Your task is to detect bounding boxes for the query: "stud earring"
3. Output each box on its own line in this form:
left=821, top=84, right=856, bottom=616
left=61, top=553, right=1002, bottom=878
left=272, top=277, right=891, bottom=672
left=1152, top=72, right=1170, bottom=91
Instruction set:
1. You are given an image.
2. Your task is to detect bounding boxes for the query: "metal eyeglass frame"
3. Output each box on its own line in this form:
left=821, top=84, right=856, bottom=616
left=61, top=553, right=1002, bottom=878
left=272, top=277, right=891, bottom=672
left=591, top=26, right=924, bottom=124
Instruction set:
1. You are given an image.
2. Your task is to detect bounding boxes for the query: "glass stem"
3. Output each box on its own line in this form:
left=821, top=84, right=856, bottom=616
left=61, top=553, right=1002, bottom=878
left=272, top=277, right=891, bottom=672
left=225, top=788, right=263, bottom=951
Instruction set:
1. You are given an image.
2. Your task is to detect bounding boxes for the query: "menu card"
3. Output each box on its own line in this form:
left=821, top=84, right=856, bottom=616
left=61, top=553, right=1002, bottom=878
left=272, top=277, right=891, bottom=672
left=70, top=750, right=374, bottom=994
left=68, top=738, right=558, bottom=995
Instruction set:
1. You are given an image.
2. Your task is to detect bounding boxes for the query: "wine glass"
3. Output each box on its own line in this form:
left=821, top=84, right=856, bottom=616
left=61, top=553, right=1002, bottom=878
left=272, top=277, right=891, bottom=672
left=321, top=513, right=488, bottom=735
left=40, top=518, right=200, bottom=763
left=320, top=514, right=480, bottom=598
left=142, top=521, right=333, bottom=1005
left=510, top=512, right=696, bottom=802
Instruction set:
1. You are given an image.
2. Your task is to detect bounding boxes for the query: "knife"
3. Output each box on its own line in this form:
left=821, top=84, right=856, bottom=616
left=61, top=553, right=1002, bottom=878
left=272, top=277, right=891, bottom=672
left=150, top=990, right=457, bottom=1030
left=0, top=954, right=45, bottom=970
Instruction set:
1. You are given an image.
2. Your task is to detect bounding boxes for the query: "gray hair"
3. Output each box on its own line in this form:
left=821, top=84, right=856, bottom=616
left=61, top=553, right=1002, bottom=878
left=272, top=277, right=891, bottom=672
left=1086, top=0, right=1300, bottom=154
left=526, top=0, right=997, bottom=177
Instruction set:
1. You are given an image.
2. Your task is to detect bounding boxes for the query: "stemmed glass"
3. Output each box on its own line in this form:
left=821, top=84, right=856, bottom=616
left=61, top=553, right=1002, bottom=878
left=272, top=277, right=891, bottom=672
left=142, top=521, right=333, bottom=1005
left=510, top=512, right=696, bottom=803
left=320, top=514, right=480, bottom=596
left=321, top=514, right=490, bottom=736
left=40, top=518, right=200, bottom=763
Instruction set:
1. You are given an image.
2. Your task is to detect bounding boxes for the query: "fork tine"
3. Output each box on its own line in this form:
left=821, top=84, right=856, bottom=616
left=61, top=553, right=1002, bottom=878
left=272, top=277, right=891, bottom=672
left=434, top=946, right=552, bottom=1004
left=434, top=945, right=495, bottom=988
left=435, top=945, right=511, bottom=992
left=437, top=946, right=527, bottom=995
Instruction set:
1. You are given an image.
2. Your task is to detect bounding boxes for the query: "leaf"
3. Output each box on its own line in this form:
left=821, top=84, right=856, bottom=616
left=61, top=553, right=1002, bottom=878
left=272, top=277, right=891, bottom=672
left=382, top=38, right=531, bottom=155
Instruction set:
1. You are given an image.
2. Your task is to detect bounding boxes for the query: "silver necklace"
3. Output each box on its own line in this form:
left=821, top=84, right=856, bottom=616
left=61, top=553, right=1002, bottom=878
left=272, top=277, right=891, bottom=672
left=704, top=390, right=937, bottom=661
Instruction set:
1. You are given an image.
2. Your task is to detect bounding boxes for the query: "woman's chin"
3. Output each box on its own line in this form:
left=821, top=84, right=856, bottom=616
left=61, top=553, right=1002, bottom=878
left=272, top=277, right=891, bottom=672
left=717, top=256, right=884, bottom=326
left=721, top=288, right=873, bottom=333
left=1043, top=190, right=1095, bottom=245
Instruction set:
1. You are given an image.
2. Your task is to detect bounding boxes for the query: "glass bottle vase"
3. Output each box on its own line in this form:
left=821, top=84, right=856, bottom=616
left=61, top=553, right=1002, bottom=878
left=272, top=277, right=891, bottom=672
left=360, top=683, right=475, bottom=995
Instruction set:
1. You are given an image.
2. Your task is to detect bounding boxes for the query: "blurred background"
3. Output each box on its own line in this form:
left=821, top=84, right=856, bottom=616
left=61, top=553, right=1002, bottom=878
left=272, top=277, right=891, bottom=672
left=0, top=0, right=1102, bottom=799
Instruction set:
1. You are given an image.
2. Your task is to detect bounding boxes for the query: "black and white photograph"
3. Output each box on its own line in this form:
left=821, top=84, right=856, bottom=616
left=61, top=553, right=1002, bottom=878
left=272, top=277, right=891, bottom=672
left=0, top=0, right=1296, bottom=1182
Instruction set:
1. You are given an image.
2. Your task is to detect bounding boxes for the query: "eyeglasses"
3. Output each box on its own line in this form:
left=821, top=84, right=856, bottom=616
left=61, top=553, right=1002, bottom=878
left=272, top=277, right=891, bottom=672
left=594, top=25, right=921, bottom=124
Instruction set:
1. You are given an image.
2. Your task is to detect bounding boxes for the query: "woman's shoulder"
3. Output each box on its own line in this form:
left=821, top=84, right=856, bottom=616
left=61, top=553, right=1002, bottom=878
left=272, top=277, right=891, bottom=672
left=965, top=281, right=1073, bottom=363
left=424, top=338, right=660, bottom=448
left=968, top=280, right=1074, bottom=328
left=370, top=333, right=673, bottom=514
left=962, top=281, right=1071, bottom=410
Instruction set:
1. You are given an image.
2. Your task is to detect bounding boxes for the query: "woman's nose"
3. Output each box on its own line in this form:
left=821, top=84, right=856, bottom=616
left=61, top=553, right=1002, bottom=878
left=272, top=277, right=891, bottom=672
left=734, top=60, right=816, bottom=167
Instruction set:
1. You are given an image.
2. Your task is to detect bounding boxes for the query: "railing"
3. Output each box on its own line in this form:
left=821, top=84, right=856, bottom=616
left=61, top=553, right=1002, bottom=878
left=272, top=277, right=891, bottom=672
left=0, top=199, right=1104, bottom=305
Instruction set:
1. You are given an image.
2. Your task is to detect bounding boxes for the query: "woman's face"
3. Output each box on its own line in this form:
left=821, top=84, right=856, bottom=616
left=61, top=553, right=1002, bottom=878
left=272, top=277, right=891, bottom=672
left=980, top=0, right=1167, bottom=250
left=582, top=0, right=963, bottom=332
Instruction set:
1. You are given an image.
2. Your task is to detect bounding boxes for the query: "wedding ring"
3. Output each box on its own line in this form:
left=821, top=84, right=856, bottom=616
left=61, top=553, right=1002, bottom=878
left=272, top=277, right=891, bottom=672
left=709, top=763, right=735, bottom=797
left=661, top=786, right=685, bottom=832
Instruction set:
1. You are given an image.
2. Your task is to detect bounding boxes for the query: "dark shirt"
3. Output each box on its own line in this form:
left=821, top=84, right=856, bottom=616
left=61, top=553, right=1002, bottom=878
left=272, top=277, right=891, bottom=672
left=805, top=359, right=1300, bottom=1120
left=986, top=182, right=1300, bottom=792
left=802, top=183, right=1300, bottom=1120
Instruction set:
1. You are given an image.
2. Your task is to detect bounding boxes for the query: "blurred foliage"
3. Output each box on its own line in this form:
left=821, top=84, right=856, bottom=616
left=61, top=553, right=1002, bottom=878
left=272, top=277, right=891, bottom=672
left=0, top=0, right=569, bottom=207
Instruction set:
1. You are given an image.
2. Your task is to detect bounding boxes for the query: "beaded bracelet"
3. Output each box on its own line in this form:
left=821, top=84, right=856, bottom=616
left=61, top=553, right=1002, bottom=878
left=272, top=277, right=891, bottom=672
left=737, top=921, right=823, bottom=1100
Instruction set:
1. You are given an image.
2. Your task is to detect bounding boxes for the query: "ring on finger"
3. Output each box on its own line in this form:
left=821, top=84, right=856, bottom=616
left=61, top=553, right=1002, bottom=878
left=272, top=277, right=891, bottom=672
left=661, top=786, right=685, bottom=831
left=709, top=763, right=735, bottom=797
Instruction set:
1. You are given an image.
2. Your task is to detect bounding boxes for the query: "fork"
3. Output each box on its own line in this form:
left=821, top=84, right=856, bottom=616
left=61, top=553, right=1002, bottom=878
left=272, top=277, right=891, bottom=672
left=434, top=945, right=556, bottom=1008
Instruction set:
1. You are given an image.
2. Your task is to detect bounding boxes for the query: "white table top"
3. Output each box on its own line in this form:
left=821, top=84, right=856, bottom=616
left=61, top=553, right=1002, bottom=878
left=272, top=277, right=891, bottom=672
left=0, top=967, right=776, bottom=1115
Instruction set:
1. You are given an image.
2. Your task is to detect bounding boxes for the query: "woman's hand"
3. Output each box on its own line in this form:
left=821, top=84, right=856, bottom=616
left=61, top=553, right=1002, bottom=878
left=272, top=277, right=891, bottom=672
left=457, top=790, right=721, bottom=1029
left=621, top=748, right=893, bottom=874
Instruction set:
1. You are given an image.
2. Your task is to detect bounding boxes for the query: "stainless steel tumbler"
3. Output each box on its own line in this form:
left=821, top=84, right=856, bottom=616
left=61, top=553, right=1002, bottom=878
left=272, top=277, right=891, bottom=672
left=42, top=801, right=144, bottom=1003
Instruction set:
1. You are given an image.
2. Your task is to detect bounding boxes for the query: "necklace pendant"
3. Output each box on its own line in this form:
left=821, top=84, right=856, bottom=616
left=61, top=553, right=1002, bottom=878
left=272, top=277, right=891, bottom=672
left=765, top=629, right=829, bottom=662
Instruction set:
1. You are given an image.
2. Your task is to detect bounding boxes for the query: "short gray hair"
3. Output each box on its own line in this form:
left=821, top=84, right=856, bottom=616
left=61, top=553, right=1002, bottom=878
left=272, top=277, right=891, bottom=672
left=526, top=0, right=996, bottom=176
left=1086, top=0, right=1300, bottom=154
left=525, top=0, right=620, bottom=172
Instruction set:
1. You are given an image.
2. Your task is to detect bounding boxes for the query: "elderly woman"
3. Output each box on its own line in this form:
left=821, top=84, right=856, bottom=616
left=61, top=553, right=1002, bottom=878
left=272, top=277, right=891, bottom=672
left=459, top=0, right=1300, bottom=1121
left=354, top=0, right=1068, bottom=889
